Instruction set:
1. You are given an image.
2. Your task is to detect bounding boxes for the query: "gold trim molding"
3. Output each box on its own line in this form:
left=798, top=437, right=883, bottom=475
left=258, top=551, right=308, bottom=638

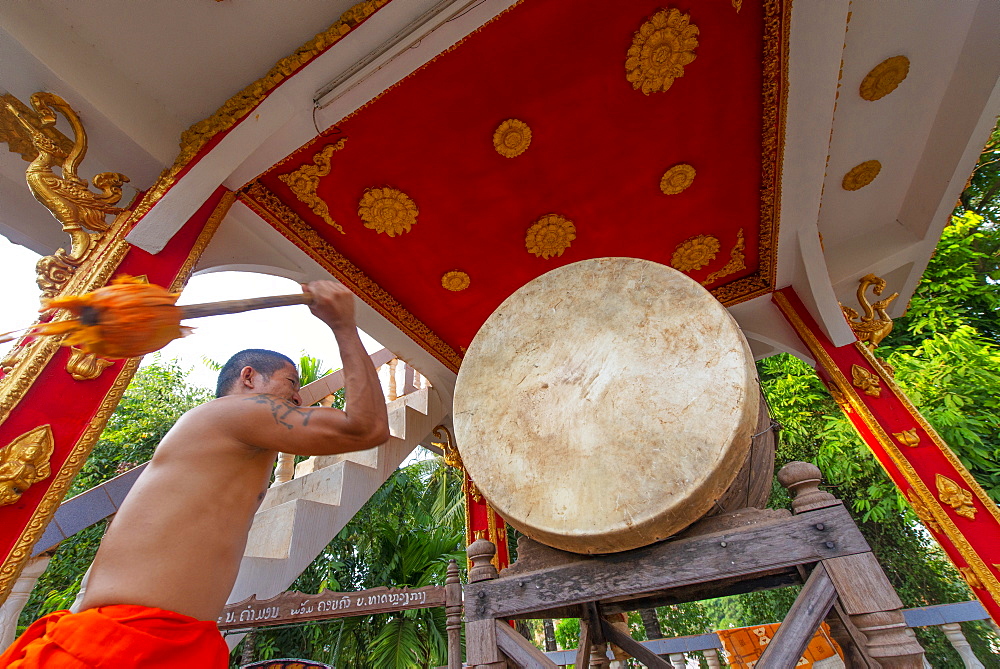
left=279, top=139, right=348, bottom=234
left=0, top=425, right=55, bottom=506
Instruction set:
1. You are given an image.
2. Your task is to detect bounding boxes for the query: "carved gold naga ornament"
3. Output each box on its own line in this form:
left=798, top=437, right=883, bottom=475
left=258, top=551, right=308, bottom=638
left=840, top=273, right=899, bottom=349
left=0, top=425, right=55, bottom=506
left=3, top=92, right=130, bottom=299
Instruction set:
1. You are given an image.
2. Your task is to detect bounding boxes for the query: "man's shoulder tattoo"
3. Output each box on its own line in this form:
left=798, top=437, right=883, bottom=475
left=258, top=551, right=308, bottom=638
left=244, top=394, right=314, bottom=430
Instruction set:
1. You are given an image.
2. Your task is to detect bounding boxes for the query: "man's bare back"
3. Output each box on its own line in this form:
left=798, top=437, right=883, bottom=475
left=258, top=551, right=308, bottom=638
left=78, top=281, right=389, bottom=622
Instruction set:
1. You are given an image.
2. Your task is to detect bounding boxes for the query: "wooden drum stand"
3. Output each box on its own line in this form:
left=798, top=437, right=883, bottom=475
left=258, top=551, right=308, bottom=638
left=462, top=462, right=925, bottom=669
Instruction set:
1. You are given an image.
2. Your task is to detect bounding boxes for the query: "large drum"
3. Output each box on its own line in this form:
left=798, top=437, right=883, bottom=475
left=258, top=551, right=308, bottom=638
left=453, top=257, right=760, bottom=554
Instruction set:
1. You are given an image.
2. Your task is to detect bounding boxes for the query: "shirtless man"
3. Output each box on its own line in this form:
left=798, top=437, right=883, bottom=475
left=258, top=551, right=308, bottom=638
left=1, top=281, right=389, bottom=668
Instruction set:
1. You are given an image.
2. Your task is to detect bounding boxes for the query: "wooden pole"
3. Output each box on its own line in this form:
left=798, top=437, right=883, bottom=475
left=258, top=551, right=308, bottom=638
left=178, top=293, right=313, bottom=320
left=446, top=559, right=463, bottom=669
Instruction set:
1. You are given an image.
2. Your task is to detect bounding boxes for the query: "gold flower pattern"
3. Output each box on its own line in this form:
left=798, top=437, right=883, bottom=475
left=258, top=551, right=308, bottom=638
left=626, top=8, right=699, bottom=95
left=671, top=234, right=719, bottom=272
left=842, top=160, right=882, bottom=191
left=860, top=56, right=910, bottom=101
left=441, top=271, right=471, bottom=292
left=357, top=187, right=418, bottom=236
left=526, top=214, right=576, bottom=259
left=660, top=163, right=696, bottom=195
left=493, top=119, right=532, bottom=158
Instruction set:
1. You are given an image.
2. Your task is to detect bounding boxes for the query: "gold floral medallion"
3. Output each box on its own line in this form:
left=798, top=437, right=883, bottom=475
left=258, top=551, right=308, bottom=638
left=357, top=187, right=418, bottom=236
left=441, top=271, right=471, bottom=292
left=842, top=160, right=882, bottom=191
left=493, top=119, right=531, bottom=158
left=859, top=56, right=910, bottom=101
left=660, top=163, right=696, bottom=195
left=626, top=8, right=699, bottom=95
left=671, top=234, right=719, bottom=271
left=526, top=214, right=576, bottom=259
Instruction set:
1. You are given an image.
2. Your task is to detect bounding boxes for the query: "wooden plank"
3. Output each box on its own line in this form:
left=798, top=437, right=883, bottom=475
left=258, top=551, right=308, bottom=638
left=465, top=505, right=867, bottom=620
left=823, top=552, right=904, bottom=615
left=599, top=618, right=672, bottom=668
left=496, top=620, right=559, bottom=668
left=466, top=619, right=504, bottom=666
left=575, top=616, right=593, bottom=669
left=219, top=584, right=444, bottom=630
left=757, top=563, right=838, bottom=669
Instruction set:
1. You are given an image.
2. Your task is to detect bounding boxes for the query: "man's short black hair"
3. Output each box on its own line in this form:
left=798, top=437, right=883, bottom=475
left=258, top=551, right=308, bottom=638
left=216, top=349, right=296, bottom=398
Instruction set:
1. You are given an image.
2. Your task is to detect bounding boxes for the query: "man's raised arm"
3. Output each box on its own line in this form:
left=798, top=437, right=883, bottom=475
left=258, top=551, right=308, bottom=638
left=304, top=280, right=389, bottom=449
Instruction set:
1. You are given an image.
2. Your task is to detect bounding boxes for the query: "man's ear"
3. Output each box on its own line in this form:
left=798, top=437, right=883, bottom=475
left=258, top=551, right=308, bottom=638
left=239, top=366, right=256, bottom=389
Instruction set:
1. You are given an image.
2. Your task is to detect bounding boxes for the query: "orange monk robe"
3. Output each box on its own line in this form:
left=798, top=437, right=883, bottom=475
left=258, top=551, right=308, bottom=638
left=0, top=604, right=229, bottom=668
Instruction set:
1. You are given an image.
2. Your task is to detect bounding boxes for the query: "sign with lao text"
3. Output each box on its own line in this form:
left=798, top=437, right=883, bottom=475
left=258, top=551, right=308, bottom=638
left=219, top=585, right=446, bottom=630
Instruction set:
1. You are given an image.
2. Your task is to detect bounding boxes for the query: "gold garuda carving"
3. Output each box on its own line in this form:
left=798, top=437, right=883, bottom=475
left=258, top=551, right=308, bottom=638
left=4, top=93, right=130, bottom=299
left=671, top=234, right=719, bottom=272
left=0, top=425, right=55, bottom=506
left=526, top=214, right=575, bottom=259
left=937, top=474, right=976, bottom=520
left=850, top=364, right=881, bottom=397
left=626, top=8, right=699, bottom=95
left=358, top=187, right=418, bottom=236
left=0, top=93, right=74, bottom=162
left=279, top=138, right=347, bottom=234
left=841, top=273, right=899, bottom=348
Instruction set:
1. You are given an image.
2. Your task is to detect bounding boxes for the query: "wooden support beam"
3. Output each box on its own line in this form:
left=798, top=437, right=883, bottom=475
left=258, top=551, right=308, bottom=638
left=495, top=620, right=559, bottom=668
left=575, top=616, right=594, bottom=669
left=599, top=617, right=672, bottom=668
left=757, top=563, right=838, bottom=669
left=465, top=505, right=867, bottom=621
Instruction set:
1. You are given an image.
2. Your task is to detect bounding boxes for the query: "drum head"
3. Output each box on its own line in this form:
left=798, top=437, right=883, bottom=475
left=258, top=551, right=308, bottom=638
left=453, top=257, right=758, bottom=554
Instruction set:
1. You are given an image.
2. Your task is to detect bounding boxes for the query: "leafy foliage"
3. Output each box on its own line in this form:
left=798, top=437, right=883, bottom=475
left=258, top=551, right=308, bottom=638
left=234, top=455, right=466, bottom=668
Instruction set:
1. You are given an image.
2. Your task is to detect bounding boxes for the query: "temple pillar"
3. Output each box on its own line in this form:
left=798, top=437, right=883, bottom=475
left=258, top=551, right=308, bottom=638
left=0, top=186, right=234, bottom=604
left=0, top=551, right=51, bottom=651
left=773, top=288, right=1000, bottom=623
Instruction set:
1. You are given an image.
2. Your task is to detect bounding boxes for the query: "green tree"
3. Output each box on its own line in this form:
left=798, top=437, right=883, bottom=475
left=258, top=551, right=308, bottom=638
left=237, top=455, right=466, bottom=668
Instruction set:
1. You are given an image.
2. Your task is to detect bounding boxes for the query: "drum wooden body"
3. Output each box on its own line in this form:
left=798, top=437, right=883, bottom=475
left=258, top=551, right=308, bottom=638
left=453, top=257, right=760, bottom=554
